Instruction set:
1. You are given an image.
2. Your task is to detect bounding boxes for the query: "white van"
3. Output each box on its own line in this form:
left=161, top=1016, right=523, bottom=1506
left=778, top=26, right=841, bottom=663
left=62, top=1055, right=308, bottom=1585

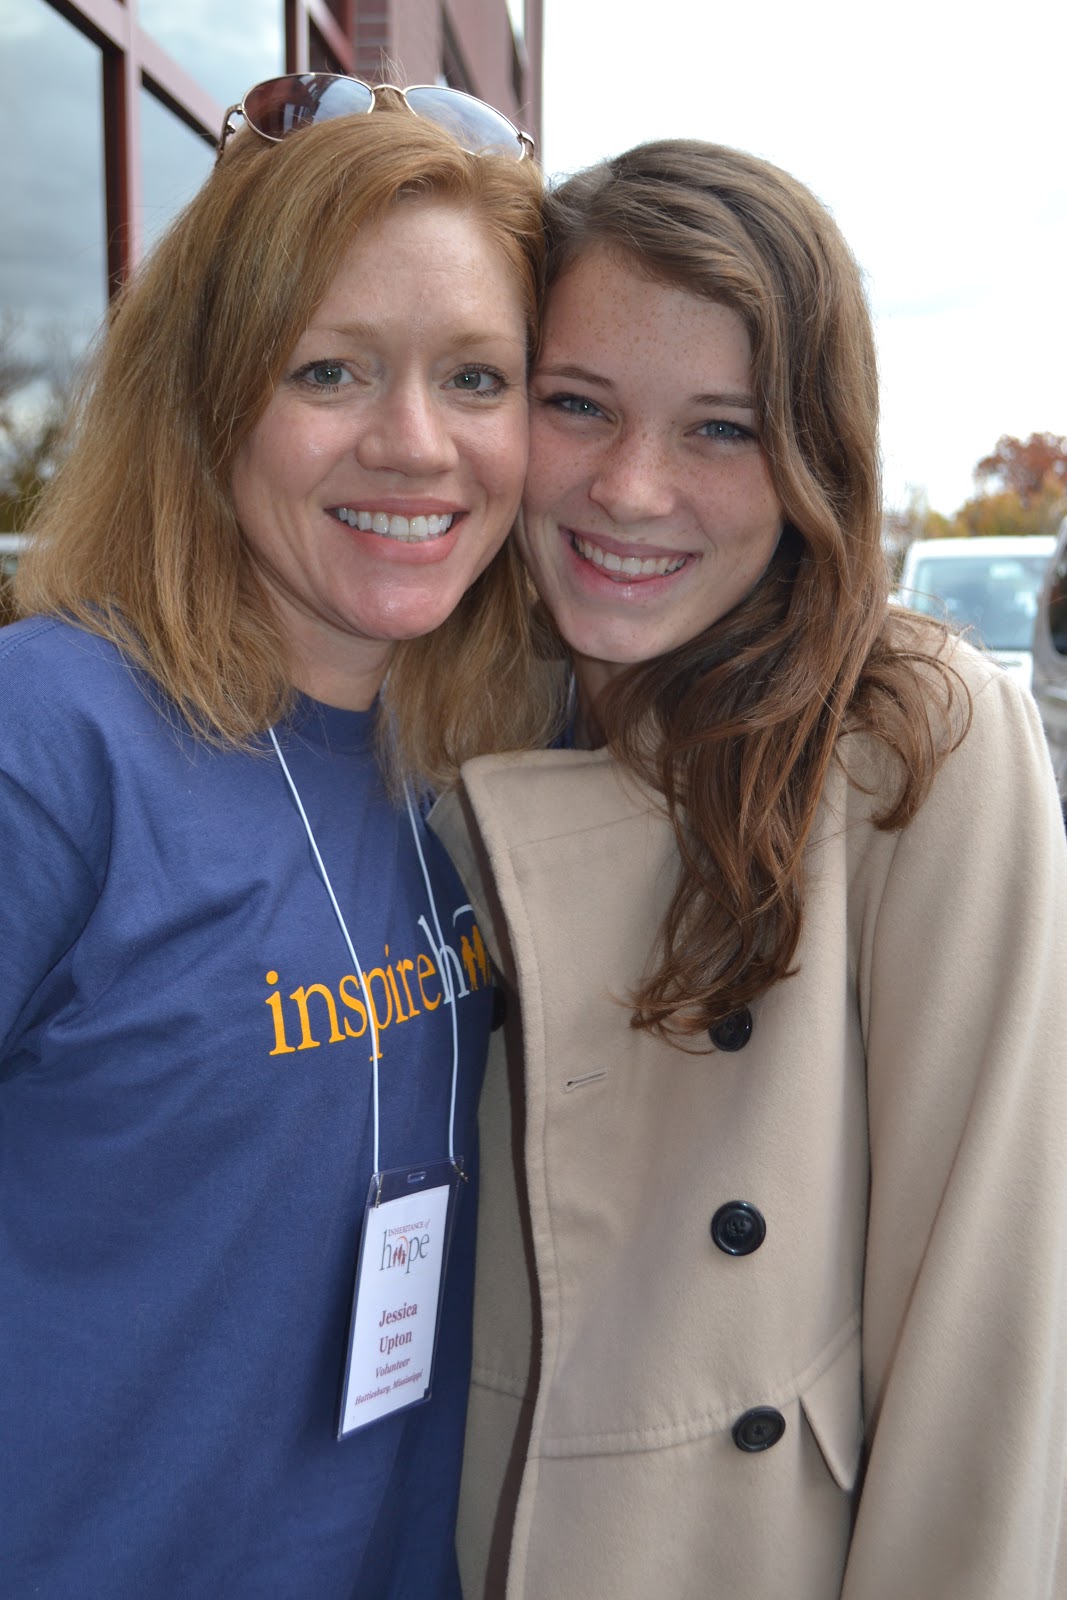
left=895, top=534, right=1056, bottom=690
left=0, top=533, right=29, bottom=625
left=1030, top=520, right=1067, bottom=808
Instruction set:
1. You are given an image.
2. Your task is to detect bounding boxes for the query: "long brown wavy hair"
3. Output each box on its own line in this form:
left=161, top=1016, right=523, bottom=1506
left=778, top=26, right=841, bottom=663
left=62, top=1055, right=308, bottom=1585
left=17, top=105, right=558, bottom=787
left=540, top=140, right=968, bottom=1040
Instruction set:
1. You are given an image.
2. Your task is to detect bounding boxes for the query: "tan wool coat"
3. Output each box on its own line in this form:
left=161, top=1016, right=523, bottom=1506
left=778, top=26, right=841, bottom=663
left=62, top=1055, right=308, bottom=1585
left=431, top=648, right=1067, bottom=1600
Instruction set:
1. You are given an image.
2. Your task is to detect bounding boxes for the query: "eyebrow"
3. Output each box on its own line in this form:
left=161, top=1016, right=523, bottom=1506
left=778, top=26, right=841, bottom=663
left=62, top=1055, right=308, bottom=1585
left=311, top=321, right=525, bottom=351
left=536, top=363, right=754, bottom=408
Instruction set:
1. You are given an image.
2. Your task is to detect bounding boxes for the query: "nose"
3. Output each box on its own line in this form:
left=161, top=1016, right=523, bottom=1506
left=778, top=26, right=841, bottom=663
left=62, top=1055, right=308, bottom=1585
left=588, top=430, right=676, bottom=524
left=355, top=379, right=459, bottom=476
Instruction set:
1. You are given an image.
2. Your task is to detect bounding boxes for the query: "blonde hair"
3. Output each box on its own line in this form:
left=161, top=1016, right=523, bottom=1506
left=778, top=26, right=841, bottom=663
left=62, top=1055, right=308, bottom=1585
left=18, top=108, right=558, bottom=784
left=542, top=141, right=967, bottom=1039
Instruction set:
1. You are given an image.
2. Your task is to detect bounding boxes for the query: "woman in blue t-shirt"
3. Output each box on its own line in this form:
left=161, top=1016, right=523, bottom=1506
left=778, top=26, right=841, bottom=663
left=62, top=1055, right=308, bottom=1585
left=0, top=81, right=555, bottom=1599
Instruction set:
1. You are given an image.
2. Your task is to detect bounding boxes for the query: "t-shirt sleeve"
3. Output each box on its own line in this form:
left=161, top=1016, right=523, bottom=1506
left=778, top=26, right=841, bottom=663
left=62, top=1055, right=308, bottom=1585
left=0, top=768, right=102, bottom=1055
left=0, top=626, right=109, bottom=1058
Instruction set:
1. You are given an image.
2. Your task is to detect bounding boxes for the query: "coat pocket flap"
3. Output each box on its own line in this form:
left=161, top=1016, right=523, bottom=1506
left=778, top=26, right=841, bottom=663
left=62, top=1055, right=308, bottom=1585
left=800, top=1329, right=863, bottom=1492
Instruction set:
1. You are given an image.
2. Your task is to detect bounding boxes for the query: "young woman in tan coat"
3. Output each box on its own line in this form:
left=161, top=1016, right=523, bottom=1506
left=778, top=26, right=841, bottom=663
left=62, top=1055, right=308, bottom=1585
left=431, top=141, right=1067, bottom=1598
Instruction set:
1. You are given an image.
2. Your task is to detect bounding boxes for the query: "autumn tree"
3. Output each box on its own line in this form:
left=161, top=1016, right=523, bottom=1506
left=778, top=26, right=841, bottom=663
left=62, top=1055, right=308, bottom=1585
left=929, top=433, right=1067, bottom=542
left=974, top=432, right=1067, bottom=505
left=945, top=485, right=1065, bottom=541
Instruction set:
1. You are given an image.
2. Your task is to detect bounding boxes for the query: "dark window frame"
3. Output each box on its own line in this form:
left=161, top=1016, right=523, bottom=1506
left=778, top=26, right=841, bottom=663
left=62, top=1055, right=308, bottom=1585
left=42, top=0, right=357, bottom=293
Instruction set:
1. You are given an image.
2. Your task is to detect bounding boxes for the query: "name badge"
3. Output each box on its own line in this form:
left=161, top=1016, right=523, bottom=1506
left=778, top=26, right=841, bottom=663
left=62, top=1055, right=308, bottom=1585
left=337, top=1161, right=461, bottom=1438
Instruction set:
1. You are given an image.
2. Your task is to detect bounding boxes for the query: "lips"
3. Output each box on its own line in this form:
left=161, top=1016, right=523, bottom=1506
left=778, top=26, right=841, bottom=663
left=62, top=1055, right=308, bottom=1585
left=569, top=530, right=689, bottom=579
left=332, top=508, right=455, bottom=542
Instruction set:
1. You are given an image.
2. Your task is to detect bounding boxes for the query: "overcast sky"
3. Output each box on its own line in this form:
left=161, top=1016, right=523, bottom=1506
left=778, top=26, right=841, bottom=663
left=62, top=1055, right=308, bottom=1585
left=537, top=0, right=1067, bottom=517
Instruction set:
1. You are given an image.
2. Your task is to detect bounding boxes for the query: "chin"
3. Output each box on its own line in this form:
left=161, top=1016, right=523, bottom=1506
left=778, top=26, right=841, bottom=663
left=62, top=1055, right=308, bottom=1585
left=568, top=632, right=664, bottom=672
left=370, top=601, right=466, bottom=644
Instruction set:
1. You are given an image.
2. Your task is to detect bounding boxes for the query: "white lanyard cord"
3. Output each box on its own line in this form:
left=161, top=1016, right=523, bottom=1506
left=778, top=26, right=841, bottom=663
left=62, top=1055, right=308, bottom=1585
left=268, top=727, right=459, bottom=1177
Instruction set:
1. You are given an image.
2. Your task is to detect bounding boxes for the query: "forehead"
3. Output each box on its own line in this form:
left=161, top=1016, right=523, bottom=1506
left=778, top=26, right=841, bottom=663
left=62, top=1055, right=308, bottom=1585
left=541, top=247, right=754, bottom=384
left=312, top=197, right=528, bottom=328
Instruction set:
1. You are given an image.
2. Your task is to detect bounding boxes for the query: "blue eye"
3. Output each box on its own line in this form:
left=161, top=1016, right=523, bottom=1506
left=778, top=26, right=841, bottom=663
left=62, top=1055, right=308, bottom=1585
left=306, top=362, right=349, bottom=387
left=698, top=419, right=752, bottom=442
left=290, top=360, right=352, bottom=391
left=544, top=393, right=604, bottom=419
left=449, top=367, right=504, bottom=395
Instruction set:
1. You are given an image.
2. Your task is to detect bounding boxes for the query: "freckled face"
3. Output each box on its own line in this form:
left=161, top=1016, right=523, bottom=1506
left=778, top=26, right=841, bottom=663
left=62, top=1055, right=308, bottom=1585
left=521, top=248, right=785, bottom=703
left=231, top=198, right=529, bottom=709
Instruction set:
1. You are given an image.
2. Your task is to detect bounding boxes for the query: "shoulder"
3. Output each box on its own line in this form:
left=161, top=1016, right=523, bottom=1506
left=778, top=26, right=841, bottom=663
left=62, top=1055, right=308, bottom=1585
left=830, top=639, right=1064, bottom=953
left=0, top=618, right=185, bottom=826
left=1, top=615, right=133, bottom=699
left=457, top=747, right=648, bottom=839
left=433, top=748, right=656, bottom=880
left=902, top=630, right=1045, bottom=785
left=430, top=750, right=662, bottom=977
left=0, top=617, right=165, bottom=735
left=840, top=628, right=1050, bottom=822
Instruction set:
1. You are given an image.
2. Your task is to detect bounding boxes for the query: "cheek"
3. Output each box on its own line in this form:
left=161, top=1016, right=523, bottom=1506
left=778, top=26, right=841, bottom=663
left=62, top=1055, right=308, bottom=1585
left=523, top=414, right=575, bottom=513
left=500, top=425, right=531, bottom=497
left=713, top=460, right=784, bottom=541
left=230, top=440, right=263, bottom=530
left=468, top=416, right=529, bottom=506
left=234, top=416, right=290, bottom=500
left=246, top=404, right=345, bottom=492
left=514, top=510, right=558, bottom=588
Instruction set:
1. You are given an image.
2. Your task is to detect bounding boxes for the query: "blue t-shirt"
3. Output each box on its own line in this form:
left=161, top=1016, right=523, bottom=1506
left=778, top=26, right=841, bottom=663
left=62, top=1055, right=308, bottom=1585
left=0, top=618, right=493, bottom=1598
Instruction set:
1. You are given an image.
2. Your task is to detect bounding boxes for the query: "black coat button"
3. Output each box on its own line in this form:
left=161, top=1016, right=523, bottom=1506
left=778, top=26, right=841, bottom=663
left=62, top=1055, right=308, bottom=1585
left=709, top=1007, right=752, bottom=1052
left=710, top=1201, right=766, bottom=1256
left=490, top=986, right=507, bottom=1032
left=732, top=1408, right=786, bottom=1452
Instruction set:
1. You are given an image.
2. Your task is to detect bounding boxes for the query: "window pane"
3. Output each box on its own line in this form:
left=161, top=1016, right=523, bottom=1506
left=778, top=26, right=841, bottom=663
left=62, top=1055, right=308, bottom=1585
left=138, top=0, right=284, bottom=109
left=3, top=0, right=107, bottom=363
left=2, top=0, right=107, bottom=531
left=139, top=91, right=214, bottom=256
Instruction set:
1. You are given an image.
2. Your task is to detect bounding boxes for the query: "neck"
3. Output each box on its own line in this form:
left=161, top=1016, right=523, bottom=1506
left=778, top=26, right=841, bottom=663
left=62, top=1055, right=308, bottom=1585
left=572, top=658, right=616, bottom=750
left=290, top=654, right=389, bottom=712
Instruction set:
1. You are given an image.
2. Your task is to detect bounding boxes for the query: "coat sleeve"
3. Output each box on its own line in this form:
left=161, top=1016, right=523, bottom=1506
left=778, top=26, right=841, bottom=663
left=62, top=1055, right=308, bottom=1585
left=844, top=663, right=1067, bottom=1599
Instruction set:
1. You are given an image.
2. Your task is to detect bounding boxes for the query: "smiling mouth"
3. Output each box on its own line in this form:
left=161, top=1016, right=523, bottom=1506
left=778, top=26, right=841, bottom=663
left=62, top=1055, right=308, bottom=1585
left=332, top=508, right=455, bottom=542
left=571, top=532, right=688, bottom=579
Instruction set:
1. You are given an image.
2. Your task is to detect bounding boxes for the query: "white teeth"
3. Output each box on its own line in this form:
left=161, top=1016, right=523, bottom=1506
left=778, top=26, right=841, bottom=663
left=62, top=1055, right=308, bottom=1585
left=572, top=533, right=686, bottom=578
left=334, top=509, right=454, bottom=542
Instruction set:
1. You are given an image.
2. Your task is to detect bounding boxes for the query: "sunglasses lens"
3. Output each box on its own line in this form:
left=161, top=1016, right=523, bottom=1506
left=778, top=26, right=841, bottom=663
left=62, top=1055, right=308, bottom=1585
left=404, top=87, right=524, bottom=155
left=244, top=74, right=374, bottom=140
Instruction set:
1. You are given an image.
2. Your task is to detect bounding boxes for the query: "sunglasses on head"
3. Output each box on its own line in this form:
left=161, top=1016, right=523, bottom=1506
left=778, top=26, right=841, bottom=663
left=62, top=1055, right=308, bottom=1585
left=216, top=73, right=534, bottom=167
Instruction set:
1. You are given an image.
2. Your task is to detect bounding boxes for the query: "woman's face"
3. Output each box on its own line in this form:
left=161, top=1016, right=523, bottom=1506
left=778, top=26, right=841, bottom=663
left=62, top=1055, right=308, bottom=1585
left=521, top=247, right=785, bottom=703
left=232, top=197, right=529, bottom=709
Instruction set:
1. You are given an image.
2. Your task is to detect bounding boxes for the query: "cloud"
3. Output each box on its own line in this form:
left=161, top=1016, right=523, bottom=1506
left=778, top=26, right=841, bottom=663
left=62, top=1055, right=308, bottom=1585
left=541, top=0, right=1067, bottom=514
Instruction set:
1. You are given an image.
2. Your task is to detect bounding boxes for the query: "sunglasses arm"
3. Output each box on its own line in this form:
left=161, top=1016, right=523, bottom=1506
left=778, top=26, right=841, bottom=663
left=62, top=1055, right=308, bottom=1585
left=215, top=105, right=242, bottom=168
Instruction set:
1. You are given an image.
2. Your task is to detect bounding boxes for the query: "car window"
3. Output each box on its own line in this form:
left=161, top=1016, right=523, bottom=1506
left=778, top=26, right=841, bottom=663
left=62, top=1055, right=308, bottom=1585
left=907, top=555, right=1050, bottom=650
